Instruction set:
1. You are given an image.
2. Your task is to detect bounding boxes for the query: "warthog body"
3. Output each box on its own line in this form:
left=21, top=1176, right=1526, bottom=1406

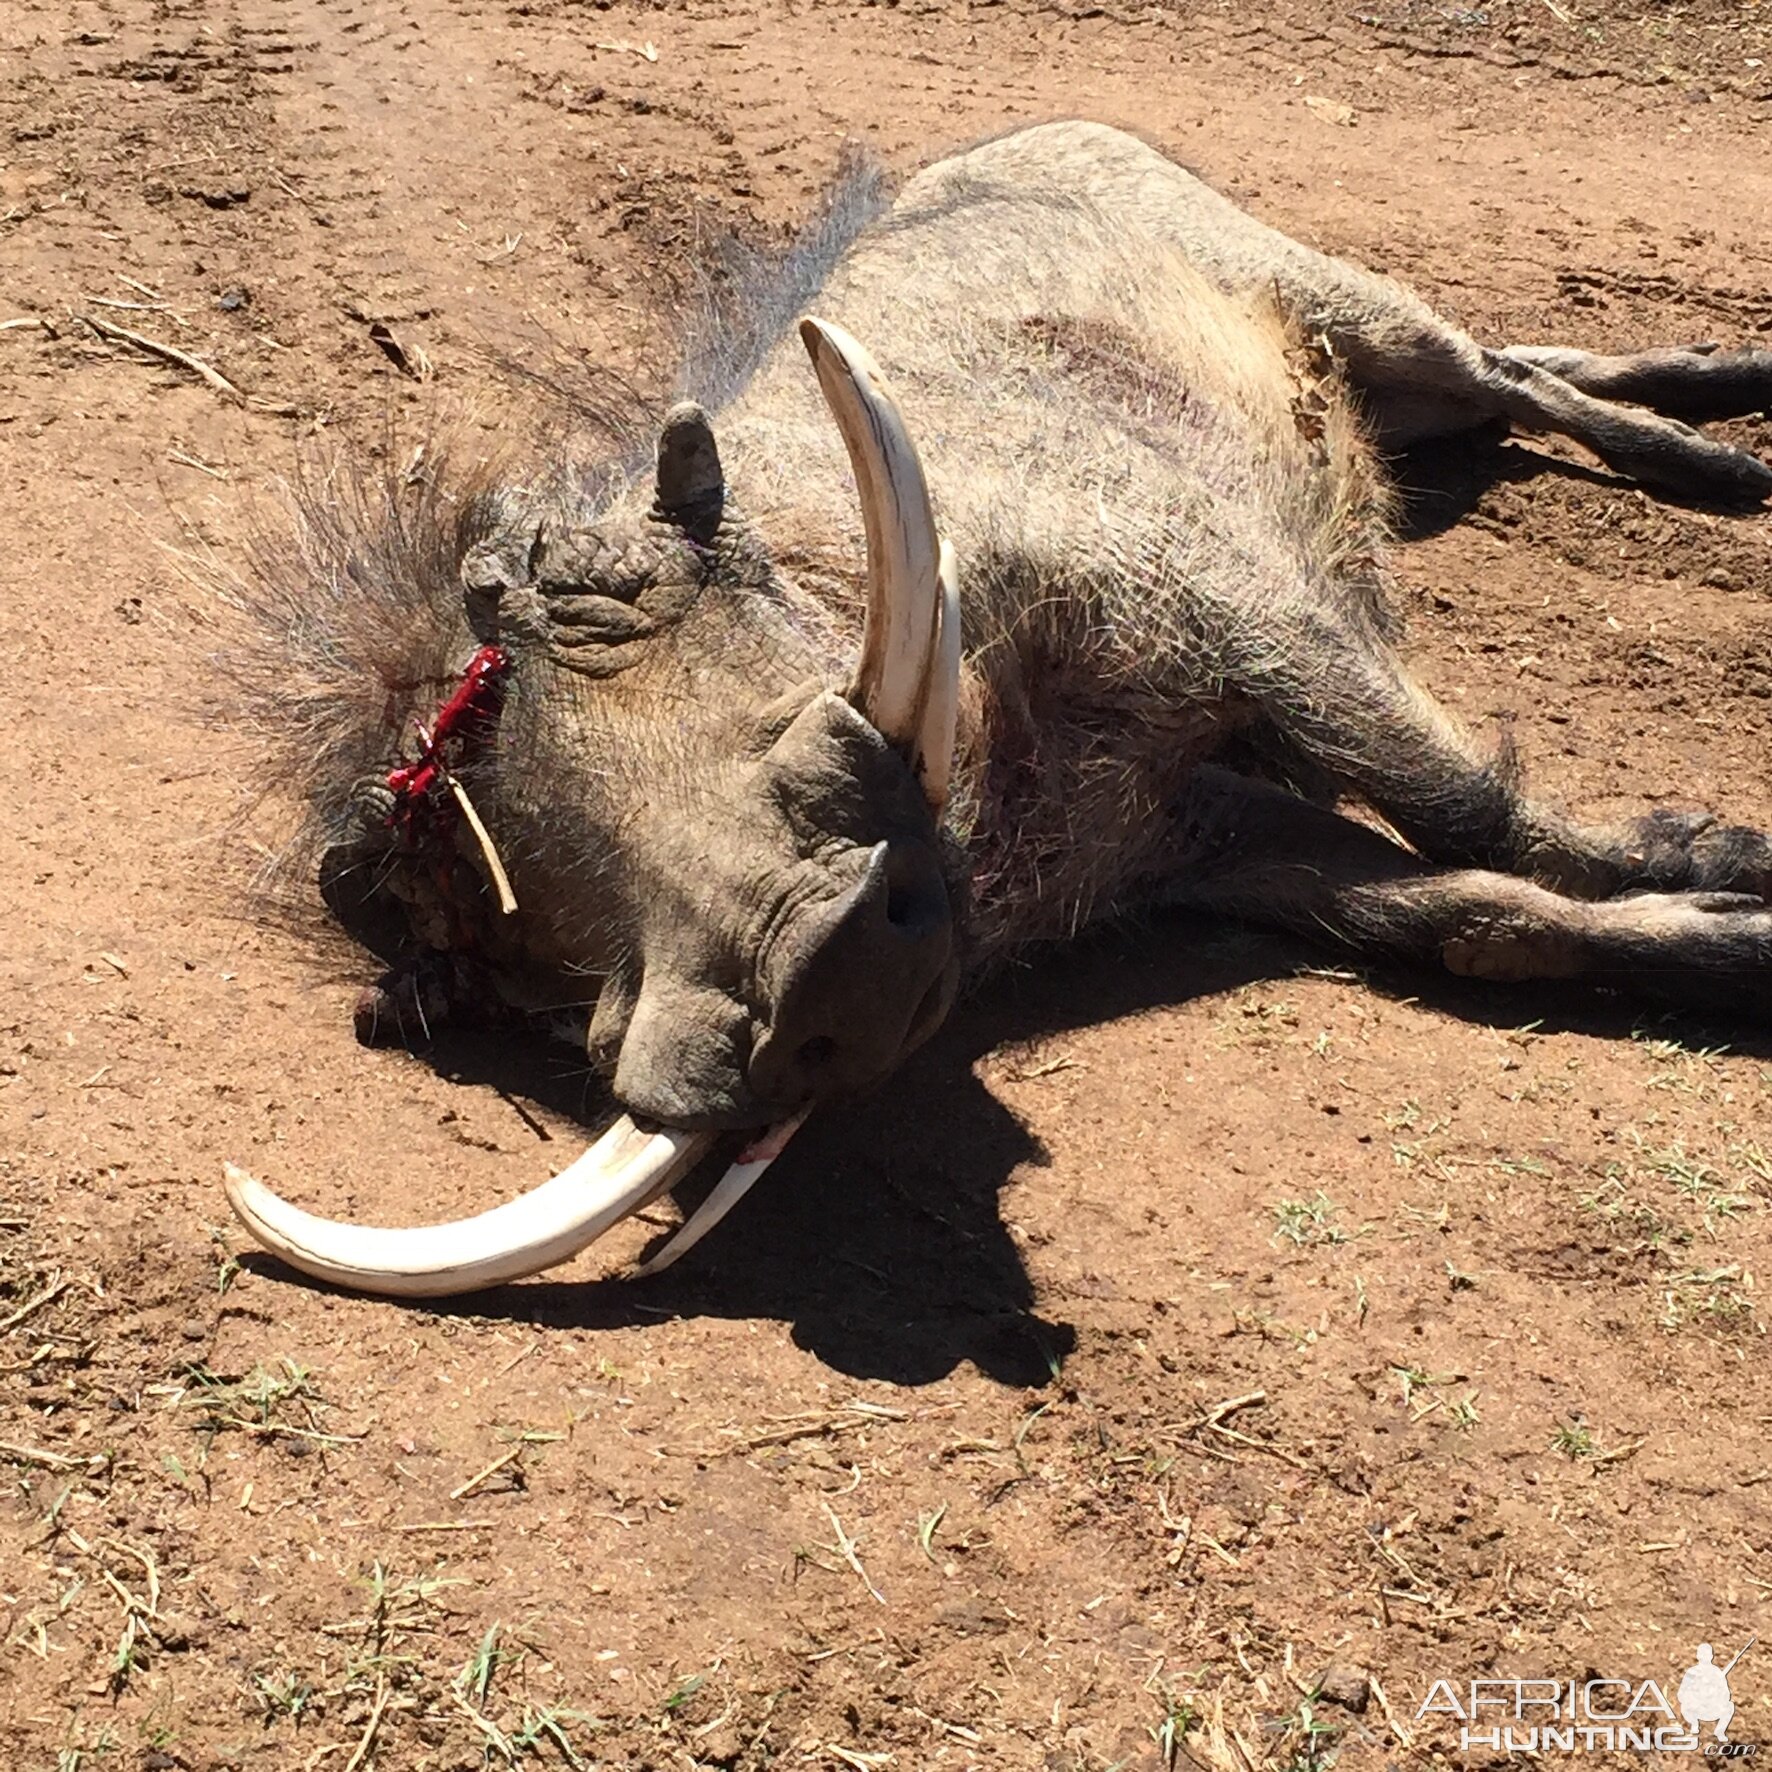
left=230, top=122, right=1772, bottom=1291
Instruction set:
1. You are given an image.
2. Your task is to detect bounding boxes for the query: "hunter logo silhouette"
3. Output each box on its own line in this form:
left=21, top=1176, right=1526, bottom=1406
left=1678, top=1638, right=1755, bottom=1741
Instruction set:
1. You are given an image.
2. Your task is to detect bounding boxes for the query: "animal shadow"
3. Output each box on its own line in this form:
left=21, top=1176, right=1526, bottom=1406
left=244, top=914, right=1772, bottom=1387
left=1387, top=424, right=1767, bottom=541
left=271, top=919, right=1283, bottom=1387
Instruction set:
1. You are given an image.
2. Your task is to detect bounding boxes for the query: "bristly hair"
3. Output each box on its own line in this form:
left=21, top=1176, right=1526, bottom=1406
left=677, top=141, right=889, bottom=416
left=205, top=145, right=891, bottom=917
left=502, top=139, right=890, bottom=442
left=204, top=432, right=511, bottom=907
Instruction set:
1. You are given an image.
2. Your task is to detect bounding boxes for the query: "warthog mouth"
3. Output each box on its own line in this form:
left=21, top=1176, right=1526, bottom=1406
left=223, top=317, right=960, bottom=1299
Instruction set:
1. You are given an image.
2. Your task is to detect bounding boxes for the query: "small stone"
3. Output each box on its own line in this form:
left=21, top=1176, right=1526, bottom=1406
left=218, top=286, right=250, bottom=311
left=697, top=1724, right=741, bottom=1765
left=180, top=184, right=252, bottom=209
left=153, top=1611, right=206, bottom=1652
left=1312, top=1663, right=1371, bottom=1713
left=938, top=1596, right=1010, bottom=1636
left=1701, top=564, right=1741, bottom=591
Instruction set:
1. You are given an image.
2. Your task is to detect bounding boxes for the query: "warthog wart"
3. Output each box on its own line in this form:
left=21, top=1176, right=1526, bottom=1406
left=221, top=121, right=1772, bottom=1295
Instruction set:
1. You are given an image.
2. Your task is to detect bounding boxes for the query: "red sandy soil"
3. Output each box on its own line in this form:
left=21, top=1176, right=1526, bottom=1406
left=3, top=1, right=1770, bottom=1767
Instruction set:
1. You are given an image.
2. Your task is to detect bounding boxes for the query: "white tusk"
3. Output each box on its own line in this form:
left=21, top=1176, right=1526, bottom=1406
left=799, top=316, right=942, bottom=748
left=222, top=1116, right=711, bottom=1297
left=631, top=1111, right=810, bottom=1277
left=912, top=538, right=961, bottom=814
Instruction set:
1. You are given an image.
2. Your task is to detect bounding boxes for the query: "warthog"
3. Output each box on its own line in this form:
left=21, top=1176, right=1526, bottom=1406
left=224, top=121, right=1772, bottom=1295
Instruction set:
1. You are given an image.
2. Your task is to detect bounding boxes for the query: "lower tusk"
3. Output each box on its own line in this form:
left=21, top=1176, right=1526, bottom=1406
left=223, top=1115, right=712, bottom=1297
left=631, top=1110, right=811, bottom=1277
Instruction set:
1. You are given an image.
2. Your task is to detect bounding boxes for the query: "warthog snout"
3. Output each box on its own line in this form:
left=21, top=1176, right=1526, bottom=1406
left=607, top=830, right=956, bottom=1131
left=603, top=689, right=961, bottom=1132
left=746, top=831, right=957, bottom=1110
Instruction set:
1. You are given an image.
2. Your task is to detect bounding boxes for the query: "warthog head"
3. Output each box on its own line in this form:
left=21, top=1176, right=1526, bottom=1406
left=225, top=322, right=967, bottom=1293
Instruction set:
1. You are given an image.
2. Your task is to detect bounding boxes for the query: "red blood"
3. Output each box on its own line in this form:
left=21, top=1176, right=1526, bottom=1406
left=386, top=645, right=510, bottom=827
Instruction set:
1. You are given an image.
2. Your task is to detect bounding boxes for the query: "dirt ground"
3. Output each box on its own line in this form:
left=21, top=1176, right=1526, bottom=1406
left=4, top=0, right=1772, bottom=1767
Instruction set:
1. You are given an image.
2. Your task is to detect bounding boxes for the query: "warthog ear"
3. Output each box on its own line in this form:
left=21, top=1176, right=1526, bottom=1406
left=654, top=401, right=725, bottom=544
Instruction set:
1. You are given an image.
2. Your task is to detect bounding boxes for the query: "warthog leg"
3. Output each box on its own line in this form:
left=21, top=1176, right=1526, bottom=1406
left=1347, top=331, right=1772, bottom=504
left=1160, top=768, right=1772, bottom=1016
left=1501, top=342, right=1772, bottom=426
left=1240, top=618, right=1772, bottom=902
left=929, top=122, right=1770, bottom=501
left=1473, top=348, right=1771, bottom=504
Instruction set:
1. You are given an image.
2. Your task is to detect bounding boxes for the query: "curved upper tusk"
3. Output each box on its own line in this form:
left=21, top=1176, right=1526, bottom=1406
left=799, top=316, right=943, bottom=749
left=222, top=1115, right=712, bottom=1297
left=912, top=539, right=962, bottom=814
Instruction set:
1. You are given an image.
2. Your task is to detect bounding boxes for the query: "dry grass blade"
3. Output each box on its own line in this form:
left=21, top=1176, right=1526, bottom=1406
left=214, top=1415, right=362, bottom=1446
left=448, top=1684, right=513, bottom=1758
left=0, top=1439, right=101, bottom=1470
left=1177, top=1390, right=1318, bottom=1475
left=342, top=1675, right=390, bottom=1772
left=823, top=1504, right=886, bottom=1606
left=367, top=320, right=433, bottom=381
left=1368, top=1674, right=1414, bottom=1749
left=1199, top=1391, right=1266, bottom=1427
left=1590, top=1434, right=1647, bottom=1468
left=826, top=1747, right=892, bottom=1771
left=450, top=1444, right=524, bottom=1501
left=909, top=1704, right=982, bottom=1745
left=1198, top=1692, right=1259, bottom=1772
left=168, top=448, right=229, bottom=479
left=442, top=771, right=518, bottom=914
left=103, top=1536, right=162, bottom=1616
left=76, top=312, right=302, bottom=415
left=0, top=1274, right=69, bottom=1333
left=668, top=1401, right=918, bottom=1460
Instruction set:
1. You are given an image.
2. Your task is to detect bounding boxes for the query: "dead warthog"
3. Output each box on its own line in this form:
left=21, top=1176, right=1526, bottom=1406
left=223, top=121, right=1772, bottom=1295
